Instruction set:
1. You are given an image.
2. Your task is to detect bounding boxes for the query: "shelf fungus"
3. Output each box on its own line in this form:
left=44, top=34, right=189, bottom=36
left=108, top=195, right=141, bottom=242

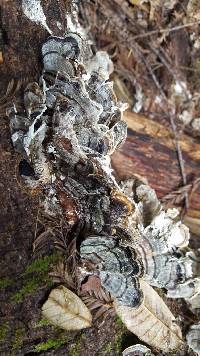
left=8, top=27, right=199, bottom=353
left=186, top=323, right=200, bottom=356
left=80, top=236, right=143, bottom=308
left=122, top=344, right=154, bottom=356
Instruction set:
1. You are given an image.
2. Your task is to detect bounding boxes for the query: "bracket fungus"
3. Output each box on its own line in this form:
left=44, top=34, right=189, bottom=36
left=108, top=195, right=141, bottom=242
left=8, top=23, right=200, bottom=354
left=80, top=236, right=143, bottom=308
left=122, top=344, right=154, bottom=356
left=186, top=323, right=200, bottom=356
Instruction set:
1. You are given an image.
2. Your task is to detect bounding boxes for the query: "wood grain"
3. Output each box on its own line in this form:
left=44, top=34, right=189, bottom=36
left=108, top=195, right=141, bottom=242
left=112, top=111, right=200, bottom=235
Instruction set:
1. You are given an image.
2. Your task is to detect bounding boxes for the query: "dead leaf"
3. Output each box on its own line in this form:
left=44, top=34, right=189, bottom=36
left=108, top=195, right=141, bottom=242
left=80, top=287, right=115, bottom=321
left=114, top=280, right=184, bottom=353
left=42, top=285, right=92, bottom=330
left=81, top=276, right=102, bottom=293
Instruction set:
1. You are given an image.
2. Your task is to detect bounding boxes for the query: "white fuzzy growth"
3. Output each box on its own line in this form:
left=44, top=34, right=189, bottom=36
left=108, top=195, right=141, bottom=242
left=167, top=224, right=190, bottom=249
left=85, top=51, right=114, bottom=81
left=133, top=84, right=144, bottom=113
left=23, top=119, right=46, bottom=156
left=22, top=0, right=52, bottom=34
left=155, top=95, right=163, bottom=104
left=143, top=208, right=190, bottom=252
left=192, top=118, right=200, bottom=131
left=66, top=14, right=78, bottom=33
left=179, top=109, right=193, bottom=125
left=66, top=13, right=86, bottom=38
left=48, top=145, right=56, bottom=154
left=172, top=80, right=192, bottom=101
left=97, top=155, right=120, bottom=190
left=174, top=81, right=186, bottom=95
left=56, top=21, right=63, bottom=30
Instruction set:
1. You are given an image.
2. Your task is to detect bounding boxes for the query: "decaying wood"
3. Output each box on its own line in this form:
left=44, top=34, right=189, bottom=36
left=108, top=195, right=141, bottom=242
left=0, top=1, right=199, bottom=355
left=112, top=111, right=200, bottom=236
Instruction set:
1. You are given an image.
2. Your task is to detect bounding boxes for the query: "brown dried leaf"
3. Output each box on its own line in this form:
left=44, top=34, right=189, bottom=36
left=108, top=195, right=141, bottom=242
left=161, top=178, right=200, bottom=206
left=81, top=276, right=102, bottom=293
left=87, top=300, right=104, bottom=310
left=80, top=286, right=114, bottom=321
left=42, top=286, right=92, bottom=330
left=93, top=304, right=115, bottom=321
left=0, top=79, right=24, bottom=115
left=114, top=280, right=184, bottom=353
left=49, top=261, right=75, bottom=290
left=33, top=229, right=53, bottom=254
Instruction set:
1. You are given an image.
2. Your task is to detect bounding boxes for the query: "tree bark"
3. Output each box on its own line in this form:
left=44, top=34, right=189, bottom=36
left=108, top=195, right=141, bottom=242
left=112, top=111, right=200, bottom=238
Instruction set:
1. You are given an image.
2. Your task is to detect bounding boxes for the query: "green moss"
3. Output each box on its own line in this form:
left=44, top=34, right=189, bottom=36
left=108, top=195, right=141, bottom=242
left=11, top=327, right=25, bottom=355
left=12, top=279, right=40, bottom=303
left=34, top=336, right=72, bottom=352
left=114, top=333, right=123, bottom=353
left=69, top=334, right=85, bottom=356
left=115, top=317, right=124, bottom=327
left=101, top=341, right=113, bottom=355
left=12, top=253, right=60, bottom=303
left=100, top=333, right=123, bottom=356
left=24, top=254, right=60, bottom=275
left=0, top=324, right=9, bottom=343
left=0, top=278, right=12, bottom=289
left=36, top=318, right=51, bottom=327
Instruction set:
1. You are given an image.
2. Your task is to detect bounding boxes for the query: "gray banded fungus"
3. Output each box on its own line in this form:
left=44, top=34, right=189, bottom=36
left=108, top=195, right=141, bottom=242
left=186, top=324, right=200, bottom=356
left=9, top=31, right=129, bottom=231
left=80, top=236, right=143, bottom=307
left=122, top=344, right=154, bottom=356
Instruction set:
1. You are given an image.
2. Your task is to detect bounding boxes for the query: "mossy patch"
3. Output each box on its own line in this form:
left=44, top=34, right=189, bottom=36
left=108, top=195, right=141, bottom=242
left=36, top=318, right=51, bottom=328
left=0, top=324, right=9, bottom=343
left=115, top=316, right=124, bottom=327
left=11, top=327, right=25, bottom=355
left=0, top=278, right=13, bottom=289
left=114, top=333, right=123, bottom=353
left=34, top=335, right=72, bottom=352
left=12, top=279, right=40, bottom=303
left=69, top=334, right=85, bottom=356
left=24, top=254, right=60, bottom=275
left=101, top=341, right=113, bottom=355
left=101, top=335, right=123, bottom=356
left=12, top=253, right=61, bottom=303
left=101, top=324, right=125, bottom=355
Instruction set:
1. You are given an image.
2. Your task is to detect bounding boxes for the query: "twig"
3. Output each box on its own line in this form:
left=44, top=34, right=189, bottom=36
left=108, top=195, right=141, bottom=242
left=34, top=198, right=40, bottom=241
left=168, top=112, right=189, bottom=214
left=132, top=20, right=200, bottom=40
left=162, top=177, right=200, bottom=205
left=149, top=45, right=190, bottom=101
